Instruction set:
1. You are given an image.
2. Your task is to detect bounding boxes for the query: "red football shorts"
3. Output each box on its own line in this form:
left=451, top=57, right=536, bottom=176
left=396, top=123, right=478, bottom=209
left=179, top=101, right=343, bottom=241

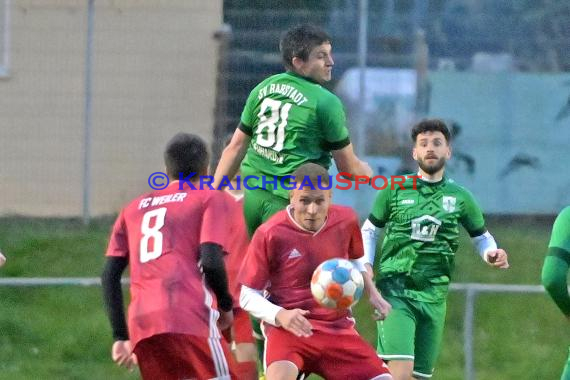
left=133, top=333, right=236, bottom=380
left=264, top=326, right=392, bottom=380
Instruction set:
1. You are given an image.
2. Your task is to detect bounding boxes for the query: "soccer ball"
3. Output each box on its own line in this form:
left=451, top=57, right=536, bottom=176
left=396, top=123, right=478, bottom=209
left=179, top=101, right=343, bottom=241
left=310, top=258, right=364, bottom=309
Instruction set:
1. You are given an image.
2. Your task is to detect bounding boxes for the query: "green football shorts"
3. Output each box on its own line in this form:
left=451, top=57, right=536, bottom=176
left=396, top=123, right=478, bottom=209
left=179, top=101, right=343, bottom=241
left=243, top=187, right=289, bottom=237
left=561, top=346, right=570, bottom=380
left=377, top=294, right=447, bottom=378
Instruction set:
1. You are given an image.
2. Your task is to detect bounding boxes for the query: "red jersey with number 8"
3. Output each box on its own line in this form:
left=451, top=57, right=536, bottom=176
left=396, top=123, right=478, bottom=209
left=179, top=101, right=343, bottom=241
left=105, top=181, right=229, bottom=347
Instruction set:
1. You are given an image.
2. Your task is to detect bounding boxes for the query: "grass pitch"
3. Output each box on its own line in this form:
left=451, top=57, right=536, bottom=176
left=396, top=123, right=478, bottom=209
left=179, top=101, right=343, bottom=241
left=0, top=216, right=566, bottom=379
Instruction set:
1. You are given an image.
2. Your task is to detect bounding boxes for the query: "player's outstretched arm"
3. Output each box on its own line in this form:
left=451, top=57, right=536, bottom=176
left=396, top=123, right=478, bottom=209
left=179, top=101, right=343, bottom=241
left=471, top=231, right=509, bottom=269
left=361, top=269, right=391, bottom=320
left=102, top=257, right=136, bottom=369
left=275, top=309, right=313, bottom=338
left=200, top=243, right=234, bottom=330
left=332, top=143, right=373, bottom=179
left=239, top=285, right=313, bottom=337
left=542, top=254, right=570, bottom=318
left=359, top=219, right=380, bottom=274
left=542, top=207, right=570, bottom=318
left=213, top=127, right=251, bottom=189
left=0, top=251, right=6, bottom=267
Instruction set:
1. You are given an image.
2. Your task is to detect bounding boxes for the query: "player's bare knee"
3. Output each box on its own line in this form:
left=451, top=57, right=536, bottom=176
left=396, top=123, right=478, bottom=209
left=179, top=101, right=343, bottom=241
left=266, top=360, right=299, bottom=380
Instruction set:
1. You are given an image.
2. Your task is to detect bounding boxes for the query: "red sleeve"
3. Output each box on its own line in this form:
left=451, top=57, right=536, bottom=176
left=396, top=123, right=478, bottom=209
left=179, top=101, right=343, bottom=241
left=200, top=191, right=229, bottom=249
left=348, top=212, right=364, bottom=260
left=106, top=210, right=129, bottom=259
left=238, top=228, right=271, bottom=290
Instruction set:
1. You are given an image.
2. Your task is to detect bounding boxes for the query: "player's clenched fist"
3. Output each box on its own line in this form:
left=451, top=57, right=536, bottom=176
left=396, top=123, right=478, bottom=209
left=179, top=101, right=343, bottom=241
left=485, top=248, right=509, bottom=269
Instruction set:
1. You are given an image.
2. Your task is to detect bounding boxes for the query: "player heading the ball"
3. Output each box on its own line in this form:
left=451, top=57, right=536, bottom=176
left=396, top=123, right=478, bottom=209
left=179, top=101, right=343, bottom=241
left=239, top=163, right=392, bottom=380
left=213, top=23, right=372, bottom=237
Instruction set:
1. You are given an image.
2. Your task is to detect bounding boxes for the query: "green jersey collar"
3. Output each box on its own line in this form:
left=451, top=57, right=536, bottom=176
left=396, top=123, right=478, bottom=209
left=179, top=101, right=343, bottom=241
left=285, top=70, right=322, bottom=85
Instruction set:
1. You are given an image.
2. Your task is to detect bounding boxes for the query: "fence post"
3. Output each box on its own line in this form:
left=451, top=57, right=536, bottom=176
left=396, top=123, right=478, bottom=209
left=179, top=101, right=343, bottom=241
left=82, top=0, right=95, bottom=225
left=356, top=0, right=368, bottom=157
left=464, top=287, right=476, bottom=380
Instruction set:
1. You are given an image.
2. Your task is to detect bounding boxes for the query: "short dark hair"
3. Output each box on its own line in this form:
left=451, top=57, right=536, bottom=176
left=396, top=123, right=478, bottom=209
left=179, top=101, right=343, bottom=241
left=291, top=163, right=330, bottom=188
left=280, top=24, right=331, bottom=70
left=164, top=133, right=208, bottom=179
left=411, top=119, right=451, bottom=143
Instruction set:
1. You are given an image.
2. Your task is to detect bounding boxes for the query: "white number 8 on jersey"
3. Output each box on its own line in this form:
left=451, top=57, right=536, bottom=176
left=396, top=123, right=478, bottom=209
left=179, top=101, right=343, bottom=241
left=140, top=207, right=167, bottom=263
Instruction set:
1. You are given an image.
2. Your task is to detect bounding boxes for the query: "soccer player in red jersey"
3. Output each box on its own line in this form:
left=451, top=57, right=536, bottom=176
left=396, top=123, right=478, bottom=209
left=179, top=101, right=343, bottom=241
left=239, top=163, right=393, bottom=380
left=220, top=174, right=258, bottom=380
left=101, top=133, right=236, bottom=380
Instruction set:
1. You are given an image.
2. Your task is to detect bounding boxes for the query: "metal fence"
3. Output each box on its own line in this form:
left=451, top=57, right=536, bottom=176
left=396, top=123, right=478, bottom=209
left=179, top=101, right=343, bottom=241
left=0, top=1, right=221, bottom=219
left=449, top=283, right=547, bottom=380
left=221, top=1, right=570, bottom=216
left=3, top=1, right=570, bottom=218
left=0, top=278, right=548, bottom=380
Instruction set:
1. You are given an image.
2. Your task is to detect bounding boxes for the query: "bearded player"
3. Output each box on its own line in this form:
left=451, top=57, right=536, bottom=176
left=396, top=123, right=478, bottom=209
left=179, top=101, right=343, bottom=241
left=360, top=119, right=509, bottom=379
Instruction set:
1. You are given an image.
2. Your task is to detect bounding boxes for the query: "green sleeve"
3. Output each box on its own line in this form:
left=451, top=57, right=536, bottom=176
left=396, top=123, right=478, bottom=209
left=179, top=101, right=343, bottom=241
left=237, top=122, right=252, bottom=137
left=542, top=207, right=570, bottom=316
left=369, top=187, right=391, bottom=228
left=317, top=93, right=350, bottom=151
left=459, top=189, right=486, bottom=237
left=541, top=252, right=570, bottom=316
left=549, top=206, right=570, bottom=251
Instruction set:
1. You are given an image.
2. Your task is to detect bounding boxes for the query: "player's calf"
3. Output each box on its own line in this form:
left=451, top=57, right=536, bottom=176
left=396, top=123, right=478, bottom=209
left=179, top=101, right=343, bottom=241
left=387, top=360, right=415, bottom=380
left=233, top=342, right=258, bottom=380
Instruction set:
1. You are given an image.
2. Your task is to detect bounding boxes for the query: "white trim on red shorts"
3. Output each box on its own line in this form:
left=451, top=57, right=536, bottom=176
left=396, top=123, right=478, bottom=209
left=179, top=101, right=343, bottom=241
left=370, top=375, right=393, bottom=380
left=202, top=279, right=230, bottom=378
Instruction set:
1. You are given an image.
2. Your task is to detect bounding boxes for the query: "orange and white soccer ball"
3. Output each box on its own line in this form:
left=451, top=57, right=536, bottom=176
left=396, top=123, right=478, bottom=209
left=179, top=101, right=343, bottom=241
left=310, top=258, right=364, bottom=309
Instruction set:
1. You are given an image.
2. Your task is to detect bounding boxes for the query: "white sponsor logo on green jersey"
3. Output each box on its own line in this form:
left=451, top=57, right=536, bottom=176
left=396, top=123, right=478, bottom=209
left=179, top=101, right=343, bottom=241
left=411, top=215, right=442, bottom=242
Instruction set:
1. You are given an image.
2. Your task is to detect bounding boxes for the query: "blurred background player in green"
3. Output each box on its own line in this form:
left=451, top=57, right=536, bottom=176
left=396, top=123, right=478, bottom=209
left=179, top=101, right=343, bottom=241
left=359, top=119, right=510, bottom=380
left=541, top=206, right=570, bottom=380
left=213, top=23, right=372, bottom=237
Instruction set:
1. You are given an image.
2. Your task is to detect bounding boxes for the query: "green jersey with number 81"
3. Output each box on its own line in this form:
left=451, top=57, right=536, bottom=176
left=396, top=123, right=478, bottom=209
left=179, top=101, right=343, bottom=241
left=370, top=175, right=486, bottom=302
left=239, top=71, right=350, bottom=199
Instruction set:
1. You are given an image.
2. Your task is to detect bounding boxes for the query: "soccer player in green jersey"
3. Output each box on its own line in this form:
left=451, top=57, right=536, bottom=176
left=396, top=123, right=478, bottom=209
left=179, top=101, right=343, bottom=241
left=541, top=206, right=570, bottom=380
left=359, top=119, right=509, bottom=380
left=213, top=24, right=371, bottom=237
